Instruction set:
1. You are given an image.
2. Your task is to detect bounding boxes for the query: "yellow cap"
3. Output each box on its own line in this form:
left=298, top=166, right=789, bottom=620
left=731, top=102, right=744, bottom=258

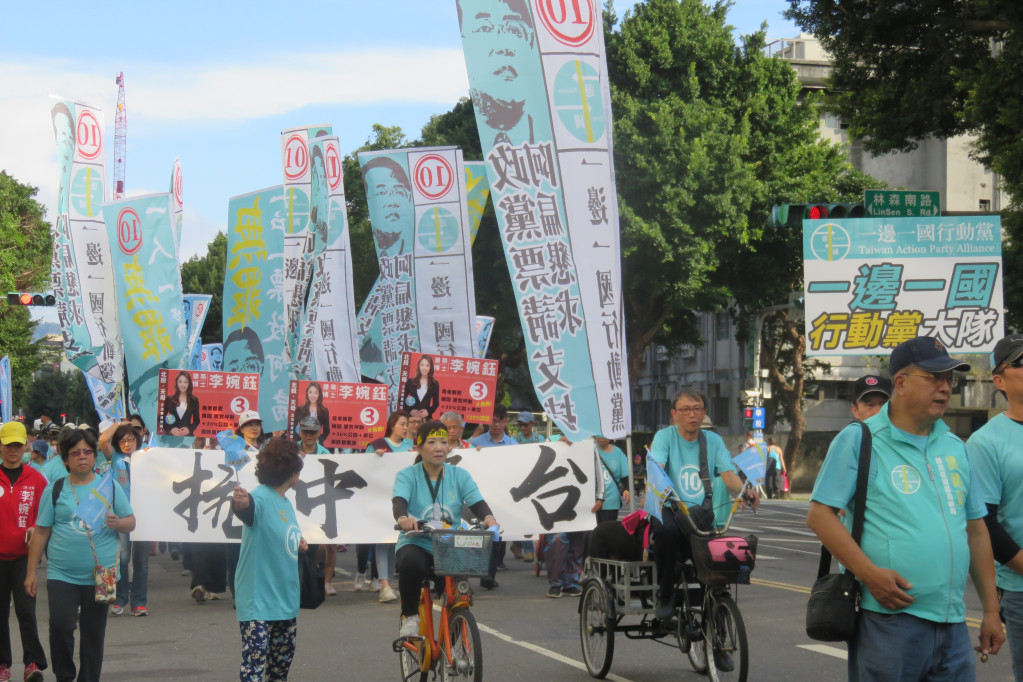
left=0, top=422, right=27, bottom=445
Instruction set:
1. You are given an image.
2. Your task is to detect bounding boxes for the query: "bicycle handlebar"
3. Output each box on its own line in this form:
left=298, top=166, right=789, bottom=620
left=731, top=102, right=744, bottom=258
left=669, top=480, right=757, bottom=537
left=393, top=519, right=498, bottom=538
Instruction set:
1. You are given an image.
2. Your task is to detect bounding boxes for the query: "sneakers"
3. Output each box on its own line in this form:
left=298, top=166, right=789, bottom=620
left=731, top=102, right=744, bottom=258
left=370, top=578, right=381, bottom=593
left=399, top=615, right=420, bottom=638
left=547, top=585, right=562, bottom=598
left=23, top=663, right=42, bottom=682
left=133, top=606, right=148, bottom=617
left=562, top=585, right=582, bottom=596
left=480, top=577, right=499, bottom=590
left=713, top=649, right=734, bottom=672
left=325, top=581, right=337, bottom=596
left=207, top=592, right=220, bottom=600
left=379, top=585, right=398, bottom=603
left=353, top=572, right=367, bottom=591
left=191, top=586, right=207, bottom=603
left=0, top=664, right=9, bottom=682
left=110, top=604, right=124, bottom=616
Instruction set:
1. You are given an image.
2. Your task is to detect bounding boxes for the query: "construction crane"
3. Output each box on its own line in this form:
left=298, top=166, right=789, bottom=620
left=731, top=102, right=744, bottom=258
left=113, top=72, right=126, bottom=199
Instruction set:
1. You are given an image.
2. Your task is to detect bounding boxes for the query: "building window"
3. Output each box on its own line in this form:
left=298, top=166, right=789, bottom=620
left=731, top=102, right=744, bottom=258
left=712, top=397, right=730, bottom=428
left=979, top=199, right=991, bottom=212
left=715, top=311, right=730, bottom=340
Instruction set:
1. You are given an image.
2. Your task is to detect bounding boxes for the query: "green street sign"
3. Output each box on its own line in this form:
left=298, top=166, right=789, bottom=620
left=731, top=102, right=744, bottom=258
left=864, top=190, right=940, bottom=217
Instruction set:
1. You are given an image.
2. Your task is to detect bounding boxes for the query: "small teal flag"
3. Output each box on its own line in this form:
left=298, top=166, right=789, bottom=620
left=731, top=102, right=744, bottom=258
left=733, top=445, right=768, bottom=486
left=74, top=470, right=114, bottom=531
left=217, top=430, right=251, bottom=472
left=642, top=458, right=677, bottom=523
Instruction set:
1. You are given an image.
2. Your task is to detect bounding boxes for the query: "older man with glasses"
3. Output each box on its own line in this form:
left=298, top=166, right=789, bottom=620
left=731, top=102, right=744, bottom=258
left=809, top=336, right=1004, bottom=680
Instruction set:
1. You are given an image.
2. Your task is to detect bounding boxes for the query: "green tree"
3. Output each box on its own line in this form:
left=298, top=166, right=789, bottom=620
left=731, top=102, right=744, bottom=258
left=0, top=172, right=52, bottom=410
left=180, top=231, right=226, bottom=342
left=784, top=0, right=1023, bottom=325
left=25, top=369, right=98, bottom=426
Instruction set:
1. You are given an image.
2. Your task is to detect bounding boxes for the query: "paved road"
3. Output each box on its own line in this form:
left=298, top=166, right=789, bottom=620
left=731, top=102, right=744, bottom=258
left=13, top=500, right=1014, bottom=680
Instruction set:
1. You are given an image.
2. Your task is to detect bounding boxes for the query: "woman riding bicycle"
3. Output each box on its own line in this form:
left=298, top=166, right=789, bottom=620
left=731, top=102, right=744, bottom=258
left=393, top=421, right=498, bottom=638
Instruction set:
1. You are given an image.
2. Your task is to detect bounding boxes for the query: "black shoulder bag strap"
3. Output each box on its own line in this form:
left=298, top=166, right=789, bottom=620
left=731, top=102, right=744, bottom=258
left=816, top=421, right=872, bottom=579
left=697, top=430, right=713, bottom=515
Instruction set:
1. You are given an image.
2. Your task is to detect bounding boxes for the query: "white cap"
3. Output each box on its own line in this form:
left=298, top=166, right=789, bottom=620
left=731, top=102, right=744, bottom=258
left=237, top=410, right=262, bottom=428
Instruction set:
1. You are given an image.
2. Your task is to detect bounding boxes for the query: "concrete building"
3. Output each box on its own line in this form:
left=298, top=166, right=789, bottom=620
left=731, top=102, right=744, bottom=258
left=629, top=34, right=1002, bottom=447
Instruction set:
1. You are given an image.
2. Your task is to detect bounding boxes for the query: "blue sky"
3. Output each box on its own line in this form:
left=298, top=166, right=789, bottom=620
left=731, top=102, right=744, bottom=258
left=0, top=0, right=798, bottom=266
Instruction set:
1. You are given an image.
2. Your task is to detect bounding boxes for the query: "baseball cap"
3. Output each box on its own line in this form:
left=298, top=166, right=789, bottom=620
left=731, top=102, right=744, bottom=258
left=237, top=410, right=262, bottom=428
left=0, top=422, right=27, bottom=446
left=31, top=440, right=48, bottom=456
left=888, top=336, right=971, bottom=376
left=298, top=416, right=321, bottom=431
left=852, top=375, right=892, bottom=403
left=993, top=334, right=1023, bottom=368
left=516, top=411, right=535, bottom=424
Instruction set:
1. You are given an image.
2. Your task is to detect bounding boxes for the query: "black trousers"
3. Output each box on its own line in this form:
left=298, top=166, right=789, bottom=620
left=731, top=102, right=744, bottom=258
left=355, top=544, right=379, bottom=578
left=0, top=555, right=46, bottom=669
left=650, top=510, right=694, bottom=602
left=395, top=545, right=433, bottom=618
left=187, top=542, right=227, bottom=593
left=47, top=580, right=107, bottom=682
left=595, top=509, right=620, bottom=524
left=485, top=541, right=506, bottom=581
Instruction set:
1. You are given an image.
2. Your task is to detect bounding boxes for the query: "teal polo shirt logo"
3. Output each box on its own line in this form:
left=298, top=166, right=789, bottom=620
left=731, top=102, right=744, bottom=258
left=891, top=465, right=922, bottom=494
left=677, top=465, right=702, bottom=498
left=286, top=525, right=302, bottom=559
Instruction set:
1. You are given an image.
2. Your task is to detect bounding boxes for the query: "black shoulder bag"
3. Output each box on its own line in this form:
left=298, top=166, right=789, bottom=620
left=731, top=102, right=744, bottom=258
left=685, top=431, right=716, bottom=532
left=805, top=421, right=871, bottom=642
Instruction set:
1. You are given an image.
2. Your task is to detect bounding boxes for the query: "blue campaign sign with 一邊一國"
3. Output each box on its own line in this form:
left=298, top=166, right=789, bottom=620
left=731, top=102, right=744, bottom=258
left=803, top=216, right=1004, bottom=355
left=455, top=0, right=630, bottom=439
left=292, top=136, right=361, bottom=384
left=49, top=99, right=123, bottom=390
left=224, top=186, right=289, bottom=432
left=102, top=193, right=188, bottom=431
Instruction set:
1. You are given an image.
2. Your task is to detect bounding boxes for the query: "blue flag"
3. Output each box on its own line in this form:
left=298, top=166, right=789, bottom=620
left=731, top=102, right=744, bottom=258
left=217, top=430, right=251, bottom=472
left=642, top=458, right=677, bottom=524
left=74, top=470, right=114, bottom=531
left=0, top=356, right=11, bottom=423
left=733, top=445, right=768, bottom=486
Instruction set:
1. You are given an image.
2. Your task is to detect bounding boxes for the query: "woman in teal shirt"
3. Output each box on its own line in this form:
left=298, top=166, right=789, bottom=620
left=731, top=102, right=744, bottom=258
left=25, top=428, right=134, bottom=682
left=231, top=438, right=305, bottom=682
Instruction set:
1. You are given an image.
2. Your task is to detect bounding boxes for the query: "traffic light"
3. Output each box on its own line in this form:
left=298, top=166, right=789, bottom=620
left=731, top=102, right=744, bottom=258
left=769, top=203, right=866, bottom=227
left=6, top=293, right=56, bottom=306
left=824, top=203, right=866, bottom=218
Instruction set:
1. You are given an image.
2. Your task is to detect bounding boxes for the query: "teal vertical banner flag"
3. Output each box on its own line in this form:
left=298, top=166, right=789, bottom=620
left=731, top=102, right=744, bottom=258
left=102, top=193, right=188, bottom=431
left=224, top=186, right=289, bottom=431
left=0, top=356, right=11, bottom=423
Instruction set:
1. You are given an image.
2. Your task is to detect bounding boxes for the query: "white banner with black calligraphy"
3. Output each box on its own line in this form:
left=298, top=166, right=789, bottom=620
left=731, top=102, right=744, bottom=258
left=131, top=439, right=598, bottom=543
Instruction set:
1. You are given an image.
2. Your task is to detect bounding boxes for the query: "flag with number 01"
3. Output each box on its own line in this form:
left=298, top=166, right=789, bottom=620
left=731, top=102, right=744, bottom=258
left=455, top=0, right=629, bottom=439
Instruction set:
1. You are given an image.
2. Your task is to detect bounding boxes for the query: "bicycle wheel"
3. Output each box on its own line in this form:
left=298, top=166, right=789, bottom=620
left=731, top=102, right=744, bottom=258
left=677, top=603, right=707, bottom=673
left=442, top=608, right=483, bottom=682
left=704, top=594, right=749, bottom=682
left=398, top=637, right=427, bottom=682
left=579, top=579, right=614, bottom=678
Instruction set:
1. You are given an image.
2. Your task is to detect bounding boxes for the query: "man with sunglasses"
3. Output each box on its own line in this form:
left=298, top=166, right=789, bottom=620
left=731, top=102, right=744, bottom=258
left=968, top=333, right=1023, bottom=681
left=809, top=336, right=1004, bottom=679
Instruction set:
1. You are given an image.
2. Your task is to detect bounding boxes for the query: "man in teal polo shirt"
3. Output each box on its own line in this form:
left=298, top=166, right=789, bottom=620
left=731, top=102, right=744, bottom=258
left=968, top=333, right=1023, bottom=681
left=809, top=336, right=1004, bottom=679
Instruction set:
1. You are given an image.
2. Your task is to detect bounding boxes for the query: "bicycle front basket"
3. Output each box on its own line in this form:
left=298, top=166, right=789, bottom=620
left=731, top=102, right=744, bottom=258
left=431, top=529, right=494, bottom=578
left=689, top=534, right=757, bottom=586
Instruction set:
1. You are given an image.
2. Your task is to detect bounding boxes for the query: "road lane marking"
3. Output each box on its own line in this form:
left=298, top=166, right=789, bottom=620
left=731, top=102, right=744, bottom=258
left=798, top=644, right=847, bottom=660
left=473, top=618, right=638, bottom=682
left=731, top=524, right=818, bottom=537
left=752, top=578, right=810, bottom=594
left=757, top=542, right=822, bottom=557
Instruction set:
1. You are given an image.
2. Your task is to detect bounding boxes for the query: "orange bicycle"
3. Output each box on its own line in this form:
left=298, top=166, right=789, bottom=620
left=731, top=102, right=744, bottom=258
left=392, top=521, right=494, bottom=682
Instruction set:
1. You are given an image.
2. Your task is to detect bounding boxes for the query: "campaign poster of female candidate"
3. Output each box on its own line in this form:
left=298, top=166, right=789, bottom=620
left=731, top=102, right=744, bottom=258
left=286, top=380, right=389, bottom=450
left=156, top=369, right=260, bottom=439
left=399, top=352, right=499, bottom=424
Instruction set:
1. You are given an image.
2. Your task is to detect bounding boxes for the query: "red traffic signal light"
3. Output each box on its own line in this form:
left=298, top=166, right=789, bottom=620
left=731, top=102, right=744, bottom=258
left=807, top=204, right=828, bottom=220
left=6, top=293, right=56, bottom=306
left=744, top=408, right=753, bottom=419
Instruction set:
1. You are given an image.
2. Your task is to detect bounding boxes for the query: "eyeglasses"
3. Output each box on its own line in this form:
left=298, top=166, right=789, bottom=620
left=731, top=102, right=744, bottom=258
left=119, top=437, right=136, bottom=445
left=1005, top=357, right=1023, bottom=369
left=672, top=406, right=706, bottom=415
left=904, top=370, right=957, bottom=386
left=67, top=448, right=95, bottom=457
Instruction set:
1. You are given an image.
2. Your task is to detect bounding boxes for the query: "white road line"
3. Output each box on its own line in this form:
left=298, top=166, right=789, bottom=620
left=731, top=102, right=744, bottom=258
left=731, top=524, right=818, bottom=537
left=757, top=543, right=822, bottom=557
left=475, top=620, right=638, bottom=682
left=797, top=644, right=848, bottom=660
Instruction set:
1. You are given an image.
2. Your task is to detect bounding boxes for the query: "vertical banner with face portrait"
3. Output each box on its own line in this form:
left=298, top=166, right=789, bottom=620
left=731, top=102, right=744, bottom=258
left=293, top=136, right=361, bottom=383
left=201, top=344, right=224, bottom=371
left=101, top=193, right=189, bottom=431
left=399, top=352, right=499, bottom=424
left=156, top=369, right=260, bottom=438
left=182, top=294, right=212, bottom=368
left=456, top=0, right=630, bottom=439
left=358, top=147, right=478, bottom=409
left=357, top=160, right=490, bottom=384
left=49, top=99, right=123, bottom=391
left=287, top=380, right=389, bottom=450
left=224, top=186, right=289, bottom=431
left=280, top=124, right=332, bottom=371
left=83, top=373, right=126, bottom=423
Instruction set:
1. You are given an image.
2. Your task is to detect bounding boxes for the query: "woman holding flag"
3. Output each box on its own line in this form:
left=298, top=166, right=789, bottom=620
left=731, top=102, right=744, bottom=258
left=25, top=427, right=134, bottom=682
